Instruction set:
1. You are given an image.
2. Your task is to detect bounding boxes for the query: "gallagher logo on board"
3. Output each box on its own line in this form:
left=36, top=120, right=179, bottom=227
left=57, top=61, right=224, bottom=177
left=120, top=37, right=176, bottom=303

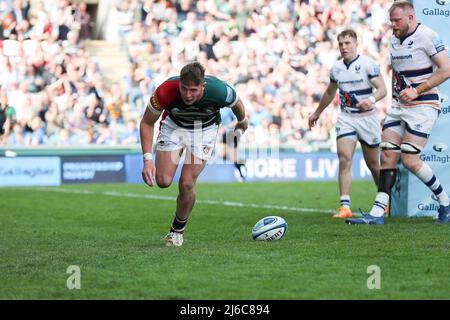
left=436, top=0, right=450, bottom=5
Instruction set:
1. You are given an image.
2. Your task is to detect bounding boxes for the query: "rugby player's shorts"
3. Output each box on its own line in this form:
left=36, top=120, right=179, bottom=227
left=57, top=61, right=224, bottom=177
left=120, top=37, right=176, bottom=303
left=382, top=105, right=439, bottom=138
left=335, top=112, right=381, bottom=148
left=156, top=116, right=219, bottom=161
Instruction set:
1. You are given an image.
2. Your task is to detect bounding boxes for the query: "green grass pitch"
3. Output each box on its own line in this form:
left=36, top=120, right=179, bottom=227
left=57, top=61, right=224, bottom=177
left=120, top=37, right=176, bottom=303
left=0, top=181, right=448, bottom=299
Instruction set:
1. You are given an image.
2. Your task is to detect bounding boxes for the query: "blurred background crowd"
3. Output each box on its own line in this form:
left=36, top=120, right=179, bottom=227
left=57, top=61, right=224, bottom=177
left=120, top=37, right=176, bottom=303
left=0, top=0, right=393, bottom=152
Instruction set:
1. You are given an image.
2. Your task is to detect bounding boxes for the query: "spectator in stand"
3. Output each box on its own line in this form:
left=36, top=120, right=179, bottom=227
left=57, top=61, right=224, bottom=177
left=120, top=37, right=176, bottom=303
left=1, top=0, right=393, bottom=151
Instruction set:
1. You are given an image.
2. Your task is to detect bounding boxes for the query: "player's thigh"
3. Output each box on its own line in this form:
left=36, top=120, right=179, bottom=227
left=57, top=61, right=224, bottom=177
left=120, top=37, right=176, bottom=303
left=335, top=115, right=358, bottom=160
left=188, top=123, right=219, bottom=163
left=179, top=151, right=207, bottom=187
left=358, top=116, right=381, bottom=169
left=361, top=143, right=380, bottom=170
left=399, top=105, right=438, bottom=166
left=382, top=106, right=405, bottom=144
left=154, top=150, right=183, bottom=187
left=402, top=131, right=429, bottom=149
left=155, top=117, right=187, bottom=181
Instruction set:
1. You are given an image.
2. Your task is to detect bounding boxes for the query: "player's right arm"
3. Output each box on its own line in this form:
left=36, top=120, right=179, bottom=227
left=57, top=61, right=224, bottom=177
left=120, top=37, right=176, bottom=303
left=140, top=107, right=161, bottom=187
left=308, top=81, right=338, bottom=129
left=140, top=81, right=174, bottom=187
left=400, top=49, right=450, bottom=103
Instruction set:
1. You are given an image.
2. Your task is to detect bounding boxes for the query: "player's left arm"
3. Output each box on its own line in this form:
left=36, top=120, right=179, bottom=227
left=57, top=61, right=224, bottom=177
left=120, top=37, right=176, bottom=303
left=357, top=60, right=387, bottom=110
left=232, top=98, right=248, bottom=132
left=357, top=75, right=387, bottom=110
left=400, top=51, right=450, bottom=103
left=214, top=78, right=248, bottom=133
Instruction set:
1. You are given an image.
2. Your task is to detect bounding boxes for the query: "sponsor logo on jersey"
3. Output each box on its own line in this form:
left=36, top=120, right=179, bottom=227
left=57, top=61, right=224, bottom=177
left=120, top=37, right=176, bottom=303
left=338, top=78, right=364, bottom=85
left=391, top=54, right=413, bottom=60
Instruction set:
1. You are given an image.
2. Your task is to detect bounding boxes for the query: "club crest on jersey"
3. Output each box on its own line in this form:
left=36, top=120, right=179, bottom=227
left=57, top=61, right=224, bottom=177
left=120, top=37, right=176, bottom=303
left=203, top=146, right=211, bottom=154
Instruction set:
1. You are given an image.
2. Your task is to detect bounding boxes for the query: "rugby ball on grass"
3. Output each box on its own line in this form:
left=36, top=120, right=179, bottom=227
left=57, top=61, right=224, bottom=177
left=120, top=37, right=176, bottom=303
left=252, top=216, right=287, bottom=241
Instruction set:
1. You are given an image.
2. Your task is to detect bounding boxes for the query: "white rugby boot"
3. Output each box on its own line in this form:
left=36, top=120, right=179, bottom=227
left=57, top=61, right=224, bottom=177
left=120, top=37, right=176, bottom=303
left=165, top=231, right=184, bottom=247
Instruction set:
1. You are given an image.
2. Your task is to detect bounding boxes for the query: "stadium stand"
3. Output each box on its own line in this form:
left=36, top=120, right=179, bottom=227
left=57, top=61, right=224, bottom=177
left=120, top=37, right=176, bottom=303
left=0, top=0, right=392, bottom=151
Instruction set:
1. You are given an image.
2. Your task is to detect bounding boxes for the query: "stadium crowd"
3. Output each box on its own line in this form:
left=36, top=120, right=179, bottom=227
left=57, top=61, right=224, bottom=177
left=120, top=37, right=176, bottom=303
left=0, top=0, right=393, bottom=151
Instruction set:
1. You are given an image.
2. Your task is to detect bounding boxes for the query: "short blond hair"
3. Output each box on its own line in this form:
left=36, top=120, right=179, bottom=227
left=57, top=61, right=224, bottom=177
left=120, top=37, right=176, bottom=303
left=337, top=29, right=357, bottom=41
left=389, top=1, right=415, bottom=14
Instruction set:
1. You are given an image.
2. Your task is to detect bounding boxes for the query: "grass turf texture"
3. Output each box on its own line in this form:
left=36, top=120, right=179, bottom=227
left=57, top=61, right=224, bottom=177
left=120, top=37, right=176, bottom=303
left=0, top=181, right=448, bottom=299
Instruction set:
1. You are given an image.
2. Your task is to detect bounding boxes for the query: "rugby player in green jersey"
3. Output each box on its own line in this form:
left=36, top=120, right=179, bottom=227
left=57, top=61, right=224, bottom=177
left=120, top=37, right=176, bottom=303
left=140, top=62, right=248, bottom=246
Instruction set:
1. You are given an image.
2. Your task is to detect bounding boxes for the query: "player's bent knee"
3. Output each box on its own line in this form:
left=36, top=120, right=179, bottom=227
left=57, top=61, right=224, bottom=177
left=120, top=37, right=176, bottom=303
left=400, top=154, right=422, bottom=172
left=400, top=142, right=422, bottom=155
left=156, top=175, right=173, bottom=188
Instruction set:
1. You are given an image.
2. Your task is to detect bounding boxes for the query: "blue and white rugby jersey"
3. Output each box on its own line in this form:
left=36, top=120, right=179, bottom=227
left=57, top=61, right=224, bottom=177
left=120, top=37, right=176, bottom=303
left=330, top=54, right=380, bottom=115
left=390, top=23, right=445, bottom=110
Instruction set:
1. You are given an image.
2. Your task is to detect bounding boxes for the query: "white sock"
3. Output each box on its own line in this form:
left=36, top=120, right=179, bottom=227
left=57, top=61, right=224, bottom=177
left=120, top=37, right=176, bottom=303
left=415, top=163, right=450, bottom=206
left=370, top=192, right=389, bottom=217
left=340, top=195, right=351, bottom=209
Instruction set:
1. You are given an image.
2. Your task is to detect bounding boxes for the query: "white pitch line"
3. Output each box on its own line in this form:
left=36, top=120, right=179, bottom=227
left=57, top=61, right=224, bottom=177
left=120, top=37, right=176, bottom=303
left=23, top=187, right=336, bottom=214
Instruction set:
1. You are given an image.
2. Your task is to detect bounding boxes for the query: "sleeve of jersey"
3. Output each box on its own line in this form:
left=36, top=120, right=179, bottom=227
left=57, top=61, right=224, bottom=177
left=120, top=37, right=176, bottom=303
left=330, top=67, right=337, bottom=83
left=367, top=60, right=380, bottom=80
left=147, top=91, right=163, bottom=115
left=425, top=30, right=446, bottom=57
left=223, top=83, right=238, bottom=108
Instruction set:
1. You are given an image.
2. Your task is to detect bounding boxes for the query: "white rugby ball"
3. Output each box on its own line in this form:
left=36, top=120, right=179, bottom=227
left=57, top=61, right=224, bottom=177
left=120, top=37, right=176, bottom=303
left=252, top=216, right=287, bottom=241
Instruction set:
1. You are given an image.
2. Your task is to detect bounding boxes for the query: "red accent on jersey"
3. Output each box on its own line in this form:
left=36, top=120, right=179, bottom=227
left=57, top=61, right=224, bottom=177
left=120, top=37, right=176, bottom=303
left=151, top=79, right=180, bottom=111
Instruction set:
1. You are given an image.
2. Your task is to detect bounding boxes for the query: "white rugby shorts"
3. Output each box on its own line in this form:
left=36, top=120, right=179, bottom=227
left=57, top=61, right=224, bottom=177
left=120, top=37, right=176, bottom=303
left=156, top=116, right=219, bottom=161
left=382, top=105, right=439, bottom=138
left=335, top=112, right=381, bottom=147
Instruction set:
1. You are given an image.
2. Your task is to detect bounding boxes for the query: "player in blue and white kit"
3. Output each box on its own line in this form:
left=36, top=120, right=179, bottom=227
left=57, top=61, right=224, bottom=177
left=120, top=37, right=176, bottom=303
left=346, top=2, right=450, bottom=225
left=308, top=29, right=387, bottom=219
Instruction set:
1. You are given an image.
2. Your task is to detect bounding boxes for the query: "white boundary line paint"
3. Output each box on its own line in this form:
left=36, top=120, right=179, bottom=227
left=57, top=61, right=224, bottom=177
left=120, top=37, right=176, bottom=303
left=22, top=187, right=336, bottom=214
